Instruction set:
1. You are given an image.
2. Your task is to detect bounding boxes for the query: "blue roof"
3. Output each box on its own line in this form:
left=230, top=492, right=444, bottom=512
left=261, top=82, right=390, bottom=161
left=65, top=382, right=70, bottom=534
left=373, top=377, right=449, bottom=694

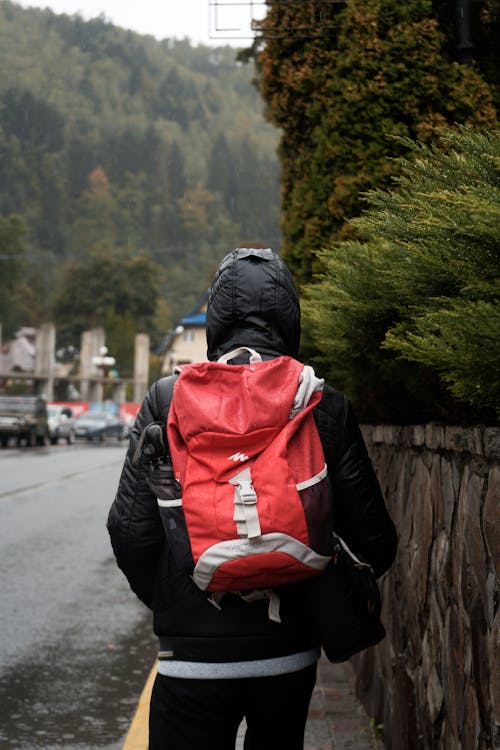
left=181, top=312, right=206, bottom=326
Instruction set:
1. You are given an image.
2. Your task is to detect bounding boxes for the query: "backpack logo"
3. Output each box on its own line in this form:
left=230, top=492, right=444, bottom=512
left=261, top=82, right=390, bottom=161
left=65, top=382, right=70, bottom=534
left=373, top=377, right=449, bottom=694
left=228, top=452, right=249, bottom=462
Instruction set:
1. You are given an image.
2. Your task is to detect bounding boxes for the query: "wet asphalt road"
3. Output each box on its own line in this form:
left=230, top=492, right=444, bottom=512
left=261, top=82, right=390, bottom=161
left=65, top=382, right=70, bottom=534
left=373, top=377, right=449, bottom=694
left=0, top=440, right=157, bottom=750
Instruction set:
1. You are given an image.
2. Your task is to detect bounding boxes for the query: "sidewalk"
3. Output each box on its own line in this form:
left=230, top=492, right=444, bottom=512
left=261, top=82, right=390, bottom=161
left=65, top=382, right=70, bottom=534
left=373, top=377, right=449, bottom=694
left=304, top=655, right=381, bottom=750
left=236, top=654, right=380, bottom=750
left=123, top=653, right=380, bottom=750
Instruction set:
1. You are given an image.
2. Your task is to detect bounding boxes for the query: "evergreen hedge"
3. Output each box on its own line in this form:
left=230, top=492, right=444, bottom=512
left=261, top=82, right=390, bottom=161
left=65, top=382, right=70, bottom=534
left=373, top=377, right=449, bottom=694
left=256, top=0, right=498, bottom=285
left=303, top=127, right=500, bottom=423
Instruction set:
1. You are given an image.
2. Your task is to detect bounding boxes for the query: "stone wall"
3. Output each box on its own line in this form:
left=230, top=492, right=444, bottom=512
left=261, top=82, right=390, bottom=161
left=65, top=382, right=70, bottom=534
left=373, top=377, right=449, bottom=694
left=352, top=424, right=499, bottom=750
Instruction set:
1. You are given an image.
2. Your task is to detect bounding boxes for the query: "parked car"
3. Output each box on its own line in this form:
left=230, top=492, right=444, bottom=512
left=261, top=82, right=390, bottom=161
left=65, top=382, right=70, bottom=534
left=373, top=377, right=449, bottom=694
left=0, top=395, right=49, bottom=447
left=47, top=404, right=75, bottom=445
left=73, top=410, right=127, bottom=442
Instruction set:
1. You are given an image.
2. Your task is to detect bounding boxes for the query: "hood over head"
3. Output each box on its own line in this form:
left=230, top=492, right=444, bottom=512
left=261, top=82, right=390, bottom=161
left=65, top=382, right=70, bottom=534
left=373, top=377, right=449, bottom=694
left=206, top=248, right=301, bottom=362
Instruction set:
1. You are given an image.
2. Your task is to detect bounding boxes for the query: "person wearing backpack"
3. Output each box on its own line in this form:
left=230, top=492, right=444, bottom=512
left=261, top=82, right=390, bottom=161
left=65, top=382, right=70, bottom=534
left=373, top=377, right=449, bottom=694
left=107, top=247, right=398, bottom=750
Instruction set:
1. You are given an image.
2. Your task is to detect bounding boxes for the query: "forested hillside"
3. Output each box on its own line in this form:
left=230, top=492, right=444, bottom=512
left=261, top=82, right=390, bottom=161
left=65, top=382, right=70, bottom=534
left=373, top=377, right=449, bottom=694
left=0, top=1, right=281, bottom=352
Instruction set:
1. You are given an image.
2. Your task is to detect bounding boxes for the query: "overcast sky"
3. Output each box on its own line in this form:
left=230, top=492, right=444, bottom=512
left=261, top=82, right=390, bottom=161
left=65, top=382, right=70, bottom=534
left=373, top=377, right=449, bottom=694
left=16, top=0, right=265, bottom=46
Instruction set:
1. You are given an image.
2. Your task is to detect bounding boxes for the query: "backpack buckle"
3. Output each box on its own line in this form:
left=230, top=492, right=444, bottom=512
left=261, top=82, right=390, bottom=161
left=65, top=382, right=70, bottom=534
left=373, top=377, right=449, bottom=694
left=230, top=468, right=261, bottom=539
left=237, top=479, right=257, bottom=504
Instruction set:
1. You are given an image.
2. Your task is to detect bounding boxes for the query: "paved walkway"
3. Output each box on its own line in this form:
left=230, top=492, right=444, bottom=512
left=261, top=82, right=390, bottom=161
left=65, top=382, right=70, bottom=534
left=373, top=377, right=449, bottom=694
left=303, top=656, right=381, bottom=750
left=123, top=654, right=381, bottom=750
left=236, top=655, right=380, bottom=750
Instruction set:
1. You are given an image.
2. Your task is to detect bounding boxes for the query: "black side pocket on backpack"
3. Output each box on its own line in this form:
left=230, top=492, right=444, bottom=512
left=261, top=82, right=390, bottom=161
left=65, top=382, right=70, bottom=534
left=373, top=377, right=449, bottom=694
left=298, top=472, right=334, bottom=556
left=149, top=461, right=194, bottom=574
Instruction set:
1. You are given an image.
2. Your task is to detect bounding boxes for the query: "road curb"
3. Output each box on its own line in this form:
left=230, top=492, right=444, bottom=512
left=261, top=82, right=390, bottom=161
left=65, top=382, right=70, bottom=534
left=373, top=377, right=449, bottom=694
left=121, top=665, right=156, bottom=750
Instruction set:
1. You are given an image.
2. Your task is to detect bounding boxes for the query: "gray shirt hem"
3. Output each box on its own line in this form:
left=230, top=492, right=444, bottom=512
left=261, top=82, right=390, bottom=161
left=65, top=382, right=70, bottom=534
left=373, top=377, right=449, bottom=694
left=157, top=647, right=321, bottom=679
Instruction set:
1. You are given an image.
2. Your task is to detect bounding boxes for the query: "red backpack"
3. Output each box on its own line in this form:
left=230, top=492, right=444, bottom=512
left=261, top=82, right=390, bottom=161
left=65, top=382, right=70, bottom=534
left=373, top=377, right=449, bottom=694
left=162, top=347, right=334, bottom=608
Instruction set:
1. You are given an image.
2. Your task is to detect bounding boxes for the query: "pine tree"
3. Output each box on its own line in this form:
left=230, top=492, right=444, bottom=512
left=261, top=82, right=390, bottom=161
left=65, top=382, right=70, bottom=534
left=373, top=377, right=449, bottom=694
left=255, top=0, right=498, bottom=284
left=53, top=247, right=161, bottom=347
left=0, top=214, right=25, bottom=337
left=303, top=127, right=500, bottom=421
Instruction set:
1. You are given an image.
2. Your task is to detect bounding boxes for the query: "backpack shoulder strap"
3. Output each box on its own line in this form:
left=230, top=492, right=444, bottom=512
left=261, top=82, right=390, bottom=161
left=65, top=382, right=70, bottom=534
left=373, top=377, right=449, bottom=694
left=156, top=374, right=178, bottom=423
left=132, top=375, right=178, bottom=466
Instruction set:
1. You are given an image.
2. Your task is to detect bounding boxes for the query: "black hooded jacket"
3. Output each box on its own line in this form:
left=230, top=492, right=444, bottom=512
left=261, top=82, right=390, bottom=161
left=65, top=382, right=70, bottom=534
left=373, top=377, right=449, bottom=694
left=107, top=248, right=398, bottom=663
left=206, top=248, right=301, bottom=361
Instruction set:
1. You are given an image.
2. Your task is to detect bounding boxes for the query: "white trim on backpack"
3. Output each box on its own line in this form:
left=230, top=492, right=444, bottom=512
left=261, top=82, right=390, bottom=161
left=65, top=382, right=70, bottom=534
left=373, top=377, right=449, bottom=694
left=217, top=347, right=262, bottom=364
left=296, top=463, right=328, bottom=492
left=157, top=498, right=183, bottom=508
left=289, top=365, right=324, bottom=419
left=192, top=532, right=331, bottom=591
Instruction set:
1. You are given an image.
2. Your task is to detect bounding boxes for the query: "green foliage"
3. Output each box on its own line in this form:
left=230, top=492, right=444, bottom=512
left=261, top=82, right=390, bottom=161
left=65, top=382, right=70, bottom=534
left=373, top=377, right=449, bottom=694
left=0, top=213, right=25, bottom=337
left=303, top=127, right=500, bottom=421
left=366, top=717, right=384, bottom=742
left=0, top=1, right=282, bottom=346
left=255, top=0, right=498, bottom=285
left=103, top=306, right=137, bottom=378
left=53, top=246, right=161, bottom=350
left=385, top=298, right=500, bottom=408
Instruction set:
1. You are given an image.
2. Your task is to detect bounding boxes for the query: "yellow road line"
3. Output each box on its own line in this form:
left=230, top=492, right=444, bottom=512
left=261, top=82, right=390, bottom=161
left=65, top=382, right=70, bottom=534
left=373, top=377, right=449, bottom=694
left=121, top=664, right=157, bottom=750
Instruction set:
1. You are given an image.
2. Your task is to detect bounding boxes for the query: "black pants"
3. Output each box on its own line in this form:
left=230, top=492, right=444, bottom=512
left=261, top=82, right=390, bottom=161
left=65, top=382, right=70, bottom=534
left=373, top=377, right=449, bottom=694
left=149, top=663, right=317, bottom=750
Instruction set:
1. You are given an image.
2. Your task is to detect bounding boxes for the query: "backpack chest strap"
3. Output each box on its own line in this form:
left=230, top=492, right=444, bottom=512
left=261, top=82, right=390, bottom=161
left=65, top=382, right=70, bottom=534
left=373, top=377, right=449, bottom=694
left=229, top=467, right=261, bottom=540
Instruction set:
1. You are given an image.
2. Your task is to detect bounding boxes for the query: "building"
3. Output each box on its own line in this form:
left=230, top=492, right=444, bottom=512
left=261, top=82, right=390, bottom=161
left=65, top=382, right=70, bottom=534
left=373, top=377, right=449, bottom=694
left=0, top=327, right=36, bottom=373
left=161, top=291, right=209, bottom=375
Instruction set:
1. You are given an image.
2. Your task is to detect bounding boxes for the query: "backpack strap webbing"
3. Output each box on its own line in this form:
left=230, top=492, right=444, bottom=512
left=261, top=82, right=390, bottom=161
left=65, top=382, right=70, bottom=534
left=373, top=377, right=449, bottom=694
left=157, top=374, right=178, bottom=424
left=132, top=375, right=178, bottom=467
